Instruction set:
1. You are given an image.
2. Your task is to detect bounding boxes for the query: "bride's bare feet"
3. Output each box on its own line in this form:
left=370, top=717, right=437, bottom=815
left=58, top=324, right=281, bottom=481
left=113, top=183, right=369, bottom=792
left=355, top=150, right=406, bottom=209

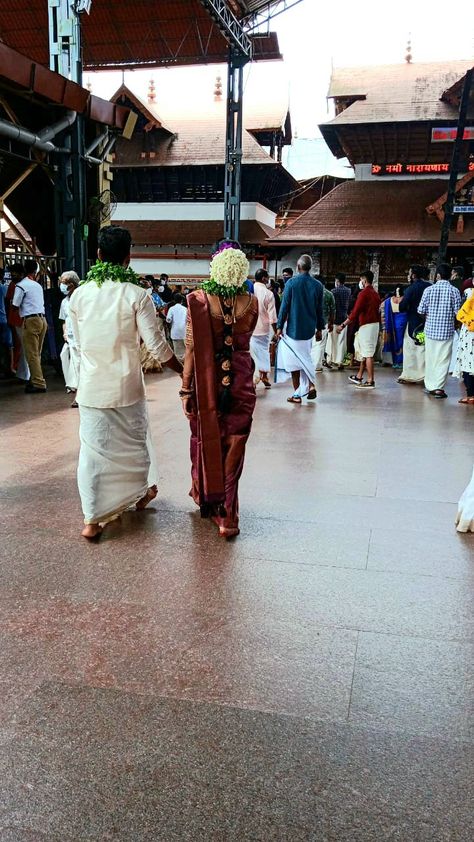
left=136, top=484, right=158, bottom=510
left=81, top=523, right=103, bottom=540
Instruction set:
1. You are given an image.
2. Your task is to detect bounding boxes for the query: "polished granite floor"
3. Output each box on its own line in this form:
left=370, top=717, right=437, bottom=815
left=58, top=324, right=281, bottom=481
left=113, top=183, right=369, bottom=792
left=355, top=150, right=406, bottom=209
left=0, top=367, right=472, bottom=841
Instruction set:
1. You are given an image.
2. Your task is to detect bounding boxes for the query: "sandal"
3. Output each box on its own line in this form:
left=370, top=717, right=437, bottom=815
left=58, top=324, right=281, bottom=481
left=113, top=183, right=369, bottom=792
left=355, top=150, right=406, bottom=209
left=262, top=379, right=272, bottom=389
left=306, top=388, right=317, bottom=400
left=433, top=390, right=448, bottom=399
left=348, top=375, right=362, bottom=384
left=287, top=395, right=302, bottom=404
left=459, top=397, right=474, bottom=404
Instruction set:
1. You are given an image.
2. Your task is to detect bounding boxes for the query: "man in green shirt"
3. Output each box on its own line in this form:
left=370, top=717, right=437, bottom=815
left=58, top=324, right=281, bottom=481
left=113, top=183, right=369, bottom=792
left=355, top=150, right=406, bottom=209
left=312, top=279, right=335, bottom=372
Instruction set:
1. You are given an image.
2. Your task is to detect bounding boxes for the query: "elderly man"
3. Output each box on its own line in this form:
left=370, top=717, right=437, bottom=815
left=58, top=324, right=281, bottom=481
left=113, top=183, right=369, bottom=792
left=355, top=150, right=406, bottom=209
left=276, top=254, right=325, bottom=404
left=69, top=226, right=182, bottom=539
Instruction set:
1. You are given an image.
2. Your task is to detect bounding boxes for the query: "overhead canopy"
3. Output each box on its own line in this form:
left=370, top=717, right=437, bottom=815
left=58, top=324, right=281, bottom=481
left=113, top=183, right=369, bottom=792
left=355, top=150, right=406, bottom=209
left=0, top=1, right=283, bottom=71
left=0, top=42, right=132, bottom=254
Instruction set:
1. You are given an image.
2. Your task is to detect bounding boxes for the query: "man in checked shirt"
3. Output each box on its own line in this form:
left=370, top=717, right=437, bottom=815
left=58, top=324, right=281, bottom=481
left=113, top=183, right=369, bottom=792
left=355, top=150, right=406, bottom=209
left=418, top=263, right=461, bottom=399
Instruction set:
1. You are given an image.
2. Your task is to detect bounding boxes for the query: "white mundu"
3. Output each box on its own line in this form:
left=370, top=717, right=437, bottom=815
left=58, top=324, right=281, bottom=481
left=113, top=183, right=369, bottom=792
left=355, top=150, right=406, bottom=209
left=424, top=337, right=453, bottom=392
left=326, top=327, right=347, bottom=366
left=400, top=326, right=425, bottom=383
left=69, top=279, right=173, bottom=525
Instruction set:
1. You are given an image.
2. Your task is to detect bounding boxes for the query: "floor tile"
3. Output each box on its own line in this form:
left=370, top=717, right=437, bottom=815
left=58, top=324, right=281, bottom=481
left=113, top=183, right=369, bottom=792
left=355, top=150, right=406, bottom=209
left=349, top=632, right=474, bottom=740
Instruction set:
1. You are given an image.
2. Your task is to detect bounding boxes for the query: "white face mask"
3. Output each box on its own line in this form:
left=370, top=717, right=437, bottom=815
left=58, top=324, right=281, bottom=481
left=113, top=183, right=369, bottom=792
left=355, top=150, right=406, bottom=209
left=60, top=283, right=69, bottom=295
left=359, top=280, right=364, bottom=290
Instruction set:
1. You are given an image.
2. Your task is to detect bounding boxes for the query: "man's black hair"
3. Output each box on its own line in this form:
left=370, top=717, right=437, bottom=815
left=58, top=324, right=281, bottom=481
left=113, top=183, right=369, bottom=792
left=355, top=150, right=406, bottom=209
left=335, top=272, right=346, bottom=283
left=9, top=262, right=25, bottom=277
left=173, top=292, right=185, bottom=305
left=360, top=269, right=374, bottom=284
left=452, top=265, right=464, bottom=279
left=409, top=265, right=425, bottom=281
left=24, top=259, right=38, bottom=276
left=436, top=263, right=451, bottom=280
left=282, top=267, right=293, bottom=276
left=98, top=226, right=132, bottom=265
left=255, top=268, right=269, bottom=282
left=160, top=273, right=169, bottom=282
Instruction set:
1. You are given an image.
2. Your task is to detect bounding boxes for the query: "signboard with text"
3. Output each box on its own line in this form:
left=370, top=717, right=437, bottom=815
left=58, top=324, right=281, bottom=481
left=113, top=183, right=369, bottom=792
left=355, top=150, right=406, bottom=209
left=453, top=205, right=474, bottom=213
left=371, top=161, right=474, bottom=176
left=431, top=127, right=474, bottom=142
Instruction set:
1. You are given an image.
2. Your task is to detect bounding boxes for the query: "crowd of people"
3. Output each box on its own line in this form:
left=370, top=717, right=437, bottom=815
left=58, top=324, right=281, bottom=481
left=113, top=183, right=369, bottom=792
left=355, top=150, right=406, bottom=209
left=1, top=232, right=473, bottom=537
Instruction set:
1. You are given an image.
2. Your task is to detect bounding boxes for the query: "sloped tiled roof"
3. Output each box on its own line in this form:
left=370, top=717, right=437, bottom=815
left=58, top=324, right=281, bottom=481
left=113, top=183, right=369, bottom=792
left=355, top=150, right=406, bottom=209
left=269, top=180, right=474, bottom=245
left=324, top=60, right=474, bottom=125
left=111, top=85, right=275, bottom=166
left=119, top=219, right=275, bottom=245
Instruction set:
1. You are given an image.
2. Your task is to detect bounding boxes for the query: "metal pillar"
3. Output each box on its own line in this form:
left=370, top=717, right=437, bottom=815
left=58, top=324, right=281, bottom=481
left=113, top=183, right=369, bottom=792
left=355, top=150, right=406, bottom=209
left=438, top=68, right=473, bottom=263
left=48, top=0, right=89, bottom=276
left=48, top=0, right=84, bottom=83
left=224, top=49, right=248, bottom=243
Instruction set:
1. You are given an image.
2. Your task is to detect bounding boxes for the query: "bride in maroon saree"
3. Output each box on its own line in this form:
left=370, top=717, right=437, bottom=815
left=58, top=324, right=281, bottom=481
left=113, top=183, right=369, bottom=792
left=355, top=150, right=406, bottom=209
left=180, top=245, right=258, bottom=538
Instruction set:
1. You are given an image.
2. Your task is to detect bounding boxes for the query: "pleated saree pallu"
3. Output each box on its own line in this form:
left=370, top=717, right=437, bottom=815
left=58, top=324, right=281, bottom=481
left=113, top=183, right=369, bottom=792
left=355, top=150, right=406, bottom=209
left=186, top=290, right=257, bottom=534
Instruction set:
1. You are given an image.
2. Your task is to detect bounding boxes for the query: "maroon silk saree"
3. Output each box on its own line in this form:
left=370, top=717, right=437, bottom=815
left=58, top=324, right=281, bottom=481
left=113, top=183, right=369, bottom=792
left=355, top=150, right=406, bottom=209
left=184, top=290, right=258, bottom=535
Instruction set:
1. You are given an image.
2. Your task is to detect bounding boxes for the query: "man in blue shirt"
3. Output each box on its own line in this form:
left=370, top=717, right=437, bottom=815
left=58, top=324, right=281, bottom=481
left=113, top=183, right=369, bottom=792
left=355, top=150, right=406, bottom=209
left=276, top=254, right=324, bottom=403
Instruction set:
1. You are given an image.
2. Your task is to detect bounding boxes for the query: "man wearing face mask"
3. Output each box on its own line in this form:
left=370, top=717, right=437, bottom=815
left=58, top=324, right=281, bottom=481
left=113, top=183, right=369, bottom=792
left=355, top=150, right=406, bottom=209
left=59, top=271, right=81, bottom=406
left=11, top=258, right=47, bottom=393
left=338, top=270, right=381, bottom=389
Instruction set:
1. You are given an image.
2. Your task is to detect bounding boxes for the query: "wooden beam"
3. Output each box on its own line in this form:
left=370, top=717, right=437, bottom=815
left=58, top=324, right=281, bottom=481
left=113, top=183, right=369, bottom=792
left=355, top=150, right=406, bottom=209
left=1, top=208, right=36, bottom=255
left=426, top=172, right=474, bottom=214
left=1, top=164, right=37, bottom=202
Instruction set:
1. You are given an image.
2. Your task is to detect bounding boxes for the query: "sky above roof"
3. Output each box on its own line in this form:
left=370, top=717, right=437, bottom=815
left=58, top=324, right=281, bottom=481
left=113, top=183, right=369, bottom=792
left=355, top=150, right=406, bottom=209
left=87, top=0, right=473, bottom=139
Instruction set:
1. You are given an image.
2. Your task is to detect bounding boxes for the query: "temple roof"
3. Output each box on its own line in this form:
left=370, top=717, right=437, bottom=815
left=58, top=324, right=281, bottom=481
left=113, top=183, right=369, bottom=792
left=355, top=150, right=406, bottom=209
left=324, top=60, right=474, bottom=125
left=111, top=85, right=284, bottom=167
left=269, top=179, right=474, bottom=246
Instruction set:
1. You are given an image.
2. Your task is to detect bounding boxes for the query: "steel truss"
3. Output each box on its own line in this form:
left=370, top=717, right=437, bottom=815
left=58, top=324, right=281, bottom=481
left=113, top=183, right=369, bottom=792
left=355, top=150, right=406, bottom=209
left=198, top=0, right=252, bottom=57
left=242, top=0, right=305, bottom=30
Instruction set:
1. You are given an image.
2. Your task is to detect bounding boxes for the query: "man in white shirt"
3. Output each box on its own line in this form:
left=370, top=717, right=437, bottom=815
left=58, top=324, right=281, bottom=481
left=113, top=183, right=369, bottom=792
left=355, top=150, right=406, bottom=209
left=11, top=259, right=47, bottom=393
left=69, top=226, right=182, bottom=539
left=250, top=268, right=277, bottom=388
left=166, top=293, right=188, bottom=362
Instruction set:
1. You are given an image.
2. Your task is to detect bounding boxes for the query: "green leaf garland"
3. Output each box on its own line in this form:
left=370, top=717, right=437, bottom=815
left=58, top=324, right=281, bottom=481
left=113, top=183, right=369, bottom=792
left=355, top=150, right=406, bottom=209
left=82, top=261, right=141, bottom=287
left=201, top=279, right=247, bottom=296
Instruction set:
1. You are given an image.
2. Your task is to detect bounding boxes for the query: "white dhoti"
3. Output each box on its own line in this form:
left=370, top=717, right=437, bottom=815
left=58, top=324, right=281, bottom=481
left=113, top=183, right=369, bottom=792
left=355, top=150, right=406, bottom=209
left=456, top=464, right=474, bottom=533
left=250, top=332, right=271, bottom=373
left=354, top=322, right=380, bottom=360
left=311, top=326, right=329, bottom=370
left=326, top=326, right=347, bottom=366
left=60, top=341, right=80, bottom=391
left=424, top=336, right=453, bottom=392
left=275, top=334, right=315, bottom=397
left=77, top=398, right=157, bottom=525
left=399, top=327, right=425, bottom=383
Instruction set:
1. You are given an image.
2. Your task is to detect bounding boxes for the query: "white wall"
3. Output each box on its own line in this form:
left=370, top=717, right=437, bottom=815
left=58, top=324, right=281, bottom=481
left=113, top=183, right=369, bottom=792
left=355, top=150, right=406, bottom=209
left=130, top=256, right=270, bottom=280
left=113, top=201, right=276, bottom=228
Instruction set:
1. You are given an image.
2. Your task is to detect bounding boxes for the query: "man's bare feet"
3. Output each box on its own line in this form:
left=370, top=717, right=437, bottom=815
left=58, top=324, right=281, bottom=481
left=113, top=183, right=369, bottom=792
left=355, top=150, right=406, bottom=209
left=136, top=484, right=158, bottom=510
left=81, top=523, right=103, bottom=540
